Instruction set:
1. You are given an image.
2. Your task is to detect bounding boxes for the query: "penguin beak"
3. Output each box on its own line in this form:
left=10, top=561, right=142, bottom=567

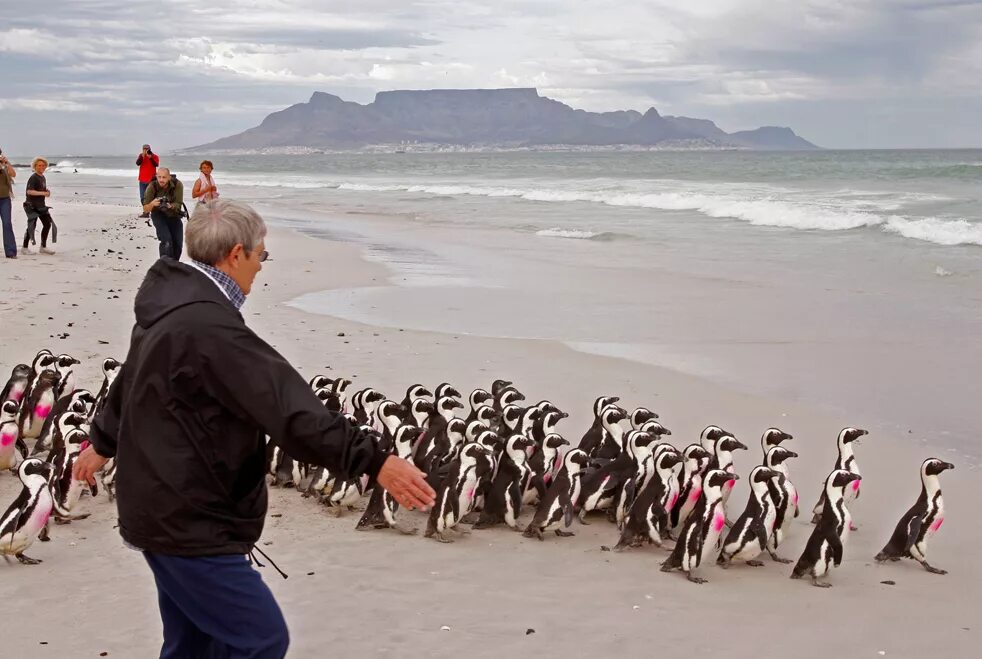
left=735, top=440, right=748, bottom=451
left=943, top=462, right=955, bottom=471
left=785, top=433, right=794, bottom=440
left=663, top=429, right=672, bottom=436
left=787, top=451, right=799, bottom=459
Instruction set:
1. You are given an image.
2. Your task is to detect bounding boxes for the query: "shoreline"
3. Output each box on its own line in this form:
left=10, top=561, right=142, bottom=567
left=1, top=202, right=979, bottom=657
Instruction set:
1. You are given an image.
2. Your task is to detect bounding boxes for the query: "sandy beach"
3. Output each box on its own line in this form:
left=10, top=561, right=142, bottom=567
left=1, top=199, right=979, bottom=659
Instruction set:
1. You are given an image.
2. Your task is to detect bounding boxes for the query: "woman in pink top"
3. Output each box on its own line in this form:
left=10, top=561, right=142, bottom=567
left=191, top=160, right=219, bottom=204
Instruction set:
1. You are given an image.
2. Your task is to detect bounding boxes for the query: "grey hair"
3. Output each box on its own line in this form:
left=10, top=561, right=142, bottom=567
left=186, top=199, right=267, bottom=265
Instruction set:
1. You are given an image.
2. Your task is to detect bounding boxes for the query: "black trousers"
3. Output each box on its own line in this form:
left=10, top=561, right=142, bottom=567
left=151, top=212, right=184, bottom=260
left=23, top=209, right=53, bottom=248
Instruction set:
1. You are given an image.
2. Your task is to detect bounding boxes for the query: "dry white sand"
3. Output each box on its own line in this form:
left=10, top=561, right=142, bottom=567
left=1, top=202, right=979, bottom=658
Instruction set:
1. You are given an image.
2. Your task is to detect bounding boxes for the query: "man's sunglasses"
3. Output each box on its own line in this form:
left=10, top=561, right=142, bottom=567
left=258, top=250, right=269, bottom=262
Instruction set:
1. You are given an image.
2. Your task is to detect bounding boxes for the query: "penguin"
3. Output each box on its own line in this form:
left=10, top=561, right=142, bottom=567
left=409, top=398, right=434, bottom=431
left=1, top=364, right=31, bottom=404
left=474, top=434, right=535, bottom=530
left=33, top=410, right=88, bottom=461
left=53, top=353, right=81, bottom=400
left=400, top=384, right=433, bottom=412
left=791, top=469, right=862, bottom=587
left=1, top=400, right=26, bottom=472
left=717, top=466, right=782, bottom=568
left=612, top=431, right=660, bottom=529
left=760, top=427, right=793, bottom=458
left=442, top=419, right=467, bottom=464
left=22, top=350, right=57, bottom=404
left=414, top=396, right=464, bottom=471
left=375, top=400, right=408, bottom=450
left=490, top=379, right=513, bottom=397
left=321, top=474, right=371, bottom=517
left=313, top=386, right=342, bottom=413
left=0, top=458, right=54, bottom=565
left=32, top=390, right=95, bottom=456
left=90, top=358, right=121, bottom=421
left=48, top=426, right=95, bottom=523
left=575, top=407, right=631, bottom=522
left=423, top=418, right=467, bottom=482
left=523, top=449, right=590, bottom=541
left=356, top=425, right=421, bottom=534
left=465, top=418, right=490, bottom=444
left=707, top=433, right=747, bottom=511
left=764, top=445, right=799, bottom=563
left=516, top=405, right=542, bottom=440
left=99, top=458, right=117, bottom=502
left=577, top=395, right=621, bottom=456
left=637, top=419, right=672, bottom=444
left=593, top=404, right=630, bottom=460
left=629, top=407, right=659, bottom=429
left=434, top=383, right=462, bottom=401
left=308, top=374, right=333, bottom=391
left=351, top=388, right=386, bottom=427
left=18, top=370, right=60, bottom=440
left=531, top=409, right=568, bottom=447
left=614, top=445, right=683, bottom=550
left=875, top=457, right=954, bottom=575
left=465, top=392, right=494, bottom=425
left=670, top=444, right=713, bottom=536
left=469, top=405, right=497, bottom=434
left=811, top=427, right=868, bottom=527
left=330, top=378, right=353, bottom=413
left=525, top=432, right=570, bottom=505
left=493, top=387, right=525, bottom=415
left=495, top=403, right=522, bottom=438
left=699, top=425, right=733, bottom=454
left=267, top=444, right=304, bottom=488
left=425, top=443, right=494, bottom=543
left=660, top=470, right=739, bottom=584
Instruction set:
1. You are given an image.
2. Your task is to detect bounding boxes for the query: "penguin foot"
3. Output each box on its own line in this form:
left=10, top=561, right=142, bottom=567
left=811, top=580, right=833, bottom=588
left=16, top=554, right=42, bottom=565
left=746, top=560, right=765, bottom=567
left=555, top=529, right=575, bottom=538
left=921, top=562, right=947, bottom=575
left=435, top=533, right=455, bottom=544
left=522, top=527, right=544, bottom=541
left=577, top=512, right=590, bottom=525
left=769, top=553, right=793, bottom=564
left=38, top=526, right=50, bottom=542
left=686, top=574, right=707, bottom=585
left=659, top=561, right=675, bottom=573
left=717, top=558, right=730, bottom=569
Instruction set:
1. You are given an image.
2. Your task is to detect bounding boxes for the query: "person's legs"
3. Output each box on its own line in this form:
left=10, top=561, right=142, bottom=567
left=148, top=566, right=215, bottom=659
left=39, top=212, right=52, bottom=248
left=143, top=552, right=289, bottom=659
left=168, top=216, right=184, bottom=261
left=0, top=197, right=15, bottom=257
left=22, top=213, right=36, bottom=250
left=151, top=212, right=174, bottom=258
left=140, top=181, right=149, bottom=205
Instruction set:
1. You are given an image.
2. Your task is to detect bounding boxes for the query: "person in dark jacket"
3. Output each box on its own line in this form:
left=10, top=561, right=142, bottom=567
left=74, top=199, right=435, bottom=659
left=143, top=167, right=186, bottom=260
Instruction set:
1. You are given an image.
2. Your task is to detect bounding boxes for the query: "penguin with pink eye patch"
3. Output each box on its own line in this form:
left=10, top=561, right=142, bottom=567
left=1, top=364, right=30, bottom=405
left=811, top=427, right=868, bottom=528
left=670, top=444, right=713, bottom=537
left=18, top=370, right=60, bottom=440
left=875, top=458, right=954, bottom=575
left=0, top=400, right=27, bottom=471
left=661, top=469, right=740, bottom=584
left=425, top=443, right=493, bottom=543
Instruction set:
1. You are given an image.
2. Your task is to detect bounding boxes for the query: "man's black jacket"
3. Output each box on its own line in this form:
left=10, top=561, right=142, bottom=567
left=90, top=258, right=387, bottom=555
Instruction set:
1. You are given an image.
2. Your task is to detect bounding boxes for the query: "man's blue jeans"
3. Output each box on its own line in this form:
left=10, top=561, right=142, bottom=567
left=140, top=181, right=150, bottom=208
left=1, top=197, right=15, bottom=257
left=143, top=552, right=289, bottom=659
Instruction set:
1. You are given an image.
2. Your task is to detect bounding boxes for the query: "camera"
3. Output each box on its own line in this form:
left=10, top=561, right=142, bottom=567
left=155, top=196, right=171, bottom=210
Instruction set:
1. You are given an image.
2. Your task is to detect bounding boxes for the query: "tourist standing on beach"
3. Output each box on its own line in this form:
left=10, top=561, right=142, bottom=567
left=142, top=167, right=185, bottom=260
left=0, top=148, right=16, bottom=258
left=23, top=157, right=56, bottom=255
left=136, top=144, right=159, bottom=219
left=191, top=159, right=219, bottom=204
left=74, top=199, right=435, bottom=659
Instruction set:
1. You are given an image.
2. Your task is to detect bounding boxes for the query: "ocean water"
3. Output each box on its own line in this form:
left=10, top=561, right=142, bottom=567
left=27, top=149, right=982, bottom=458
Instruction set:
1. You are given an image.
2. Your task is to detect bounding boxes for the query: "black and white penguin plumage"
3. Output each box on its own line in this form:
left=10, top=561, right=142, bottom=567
left=523, top=448, right=589, bottom=541
left=791, top=469, right=861, bottom=587
left=531, top=409, right=568, bottom=447
left=875, top=458, right=954, bottom=574
left=592, top=404, right=629, bottom=461
left=33, top=410, right=88, bottom=461
left=493, top=387, right=525, bottom=415
left=375, top=400, right=408, bottom=450
left=409, top=399, right=434, bottom=430
left=718, top=466, right=782, bottom=568
left=22, top=350, right=56, bottom=404
left=48, top=426, right=95, bottom=522
left=760, top=427, right=793, bottom=458
left=401, top=384, right=433, bottom=411
left=53, top=354, right=80, bottom=400
left=434, top=383, right=462, bottom=402
left=577, top=395, right=620, bottom=456
left=90, top=358, right=121, bottom=422
left=612, top=430, right=659, bottom=529
left=468, top=405, right=497, bottom=435
left=32, top=390, right=95, bottom=456
left=629, top=407, right=659, bottom=429
left=525, top=432, right=569, bottom=505
left=699, top=425, right=733, bottom=454
left=575, top=410, right=631, bottom=523
left=490, top=379, right=513, bottom=397
left=267, top=444, right=304, bottom=488
left=424, top=443, right=493, bottom=543
left=614, top=445, right=682, bottom=550
left=414, top=396, right=464, bottom=472
left=0, top=458, right=54, bottom=565
left=465, top=419, right=490, bottom=444
left=1, top=364, right=31, bottom=405
left=1, top=400, right=26, bottom=472
left=764, top=446, right=799, bottom=563
left=496, top=403, right=522, bottom=438
left=321, top=473, right=371, bottom=517
left=351, top=388, right=386, bottom=427
left=331, top=378, right=353, bottom=414
left=474, top=434, right=535, bottom=530
left=18, top=370, right=60, bottom=440
left=811, top=427, right=868, bottom=527
left=670, top=444, right=713, bottom=536
left=465, top=389, right=493, bottom=422
left=661, top=469, right=739, bottom=584
left=308, top=374, right=332, bottom=391
left=707, top=434, right=747, bottom=511
left=356, top=425, right=421, bottom=534
left=636, top=419, right=672, bottom=445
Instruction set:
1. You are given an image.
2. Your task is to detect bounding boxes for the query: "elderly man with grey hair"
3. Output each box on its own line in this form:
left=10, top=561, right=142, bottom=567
left=75, top=199, right=435, bottom=659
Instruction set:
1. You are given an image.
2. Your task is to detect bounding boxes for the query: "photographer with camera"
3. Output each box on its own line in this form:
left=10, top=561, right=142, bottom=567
left=0, top=147, right=16, bottom=258
left=136, top=144, right=160, bottom=219
left=142, top=167, right=186, bottom=260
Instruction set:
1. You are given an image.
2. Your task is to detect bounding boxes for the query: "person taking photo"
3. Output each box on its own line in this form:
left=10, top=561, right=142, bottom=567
left=143, top=167, right=185, bottom=260
left=136, top=144, right=160, bottom=218
left=0, top=147, right=16, bottom=258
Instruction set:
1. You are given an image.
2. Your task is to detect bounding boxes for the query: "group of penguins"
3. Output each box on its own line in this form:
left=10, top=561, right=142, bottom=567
left=270, top=375, right=955, bottom=587
left=1, top=349, right=122, bottom=564
left=0, top=351, right=955, bottom=586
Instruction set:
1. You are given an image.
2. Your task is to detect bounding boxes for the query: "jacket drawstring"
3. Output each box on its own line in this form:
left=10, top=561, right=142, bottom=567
left=249, top=545, right=288, bottom=579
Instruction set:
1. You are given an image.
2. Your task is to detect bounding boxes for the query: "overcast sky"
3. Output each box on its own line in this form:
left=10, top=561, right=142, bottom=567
left=2, top=0, right=981, bottom=155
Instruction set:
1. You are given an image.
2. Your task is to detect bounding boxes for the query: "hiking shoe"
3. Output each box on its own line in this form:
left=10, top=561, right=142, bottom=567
left=40, top=247, right=56, bottom=255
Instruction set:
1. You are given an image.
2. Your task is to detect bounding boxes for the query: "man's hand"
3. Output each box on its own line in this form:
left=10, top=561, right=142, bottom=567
left=376, top=456, right=436, bottom=512
left=73, top=446, right=109, bottom=486
left=149, top=197, right=161, bottom=209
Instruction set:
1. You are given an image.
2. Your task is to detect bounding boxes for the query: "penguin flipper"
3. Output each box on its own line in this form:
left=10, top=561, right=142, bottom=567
left=828, top=533, right=844, bottom=567
left=15, top=437, right=28, bottom=458
left=903, top=516, right=924, bottom=554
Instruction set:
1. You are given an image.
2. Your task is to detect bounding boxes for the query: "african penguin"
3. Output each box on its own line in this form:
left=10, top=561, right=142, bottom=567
left=53, top=354, right=80, bottom=400
left=490, top=379, right=513, bottom=397
left=792, top=469, right=861, bottom=587
left=465, top=388, right=493, bottom=422
left=474, top=434, right=535, bottom=530
left=424, top=443, right=493, bottom=543
left=612, top=430, right=659, bottom=529
left=18, top=370, right=60, bottom=440
left=1, top=364, right=31, bottom=405
left=523, top=449, right=589, bottom=541
left=1, top=400, right=26, bottom=472
left=90, top=358, right=121, bottom=422
left=32, top=390, right=95, bottom=456
left=351, top=388, right=386, bottom=427
left=493, top=387, right=525, bottom=415
left=525, top=432, right=569, bottom=505
left=22, top=350, right=57, bottom=405
left=670, top=444, right=713, bottom=536
left=576, top=395, right=621, bottom=456
left=717, top=466, right=782, bottom=568
left=764, top=445, right=799, bottom=563
left=531, top=409, right=568, bottom=447
left=48, top=426, right=95, bottom=523
left=0, top=458, right=54, bottom=565
left=707, top=434, right=747, bottom=511
left=811, top=427, right=868, bottom=528
left=401, top=384, right=433, bottom=411
left=875, top=458, right=954, bottom=575
left=614, top=445, right=683, bottom=550
left=760, top=427, right=793, bottom=458
left=660, top=469, right=739, bottom=584
left=629, top=407, right=659, bottom=429
left=592, top=404, right=629, bottom=460
left=699, top=425, right=732, bottom=454
left=434, top=383, right=462, bottom=401
left=356, top=425, right=421, bottom=535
